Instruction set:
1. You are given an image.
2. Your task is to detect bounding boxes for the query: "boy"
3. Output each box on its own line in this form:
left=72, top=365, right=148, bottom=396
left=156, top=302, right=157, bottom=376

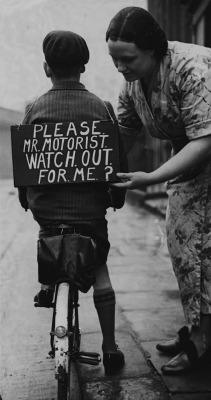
left=18, top=30, right=126, bottom=374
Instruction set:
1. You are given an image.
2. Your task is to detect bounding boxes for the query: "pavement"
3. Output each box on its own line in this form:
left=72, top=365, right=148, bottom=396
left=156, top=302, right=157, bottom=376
left=0, top=181, right=211, bottom=400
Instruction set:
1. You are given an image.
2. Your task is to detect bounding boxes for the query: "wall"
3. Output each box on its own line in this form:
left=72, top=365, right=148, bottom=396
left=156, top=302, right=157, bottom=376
left=148, top=0, right=192, bottom=42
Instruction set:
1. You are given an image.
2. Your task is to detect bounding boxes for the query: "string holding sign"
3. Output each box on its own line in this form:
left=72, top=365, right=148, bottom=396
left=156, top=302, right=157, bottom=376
left=11, top=120, right=120, bottom=187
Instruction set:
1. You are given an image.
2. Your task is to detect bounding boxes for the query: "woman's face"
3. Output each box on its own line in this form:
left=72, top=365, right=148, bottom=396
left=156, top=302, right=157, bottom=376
left=108, top=39, right=155, bottom=83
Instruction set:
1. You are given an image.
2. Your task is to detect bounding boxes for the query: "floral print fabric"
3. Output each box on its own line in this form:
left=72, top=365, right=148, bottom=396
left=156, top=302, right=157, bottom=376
left=166, top=163, right=211, bottom=326
left=117, top=41, right=211, bottom=326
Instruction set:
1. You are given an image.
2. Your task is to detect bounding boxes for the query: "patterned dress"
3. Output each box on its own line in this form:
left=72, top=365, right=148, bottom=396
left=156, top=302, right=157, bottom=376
left=117, top=41, right=211, bottom=326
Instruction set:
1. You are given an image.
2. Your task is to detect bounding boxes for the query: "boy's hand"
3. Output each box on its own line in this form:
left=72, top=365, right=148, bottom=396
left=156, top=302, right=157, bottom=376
left=18, top=187, right=29, bottom=211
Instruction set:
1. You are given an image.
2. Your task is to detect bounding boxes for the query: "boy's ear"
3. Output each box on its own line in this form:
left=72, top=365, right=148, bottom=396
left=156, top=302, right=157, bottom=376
left=80, top=65, right=85, bottom=73
left=43, top=61, right=52, bottom=77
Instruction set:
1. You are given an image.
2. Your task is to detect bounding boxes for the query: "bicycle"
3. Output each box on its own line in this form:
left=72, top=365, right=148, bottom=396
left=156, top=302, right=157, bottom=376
left=35, top=226, right=101, bottom=400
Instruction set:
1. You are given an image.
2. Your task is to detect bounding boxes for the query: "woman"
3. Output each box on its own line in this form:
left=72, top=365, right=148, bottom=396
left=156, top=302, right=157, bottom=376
left=106, top=6, right=211, bottom=374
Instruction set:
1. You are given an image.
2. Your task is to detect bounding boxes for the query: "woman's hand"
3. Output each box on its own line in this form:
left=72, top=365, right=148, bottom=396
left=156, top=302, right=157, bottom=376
left=113, top=171, right=151, bottom=189
left=114, top=136, right=211, bottom=189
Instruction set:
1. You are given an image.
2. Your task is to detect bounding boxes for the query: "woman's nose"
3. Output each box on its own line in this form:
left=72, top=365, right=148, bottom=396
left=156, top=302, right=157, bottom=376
left=117, top=61, right=127, bottom=73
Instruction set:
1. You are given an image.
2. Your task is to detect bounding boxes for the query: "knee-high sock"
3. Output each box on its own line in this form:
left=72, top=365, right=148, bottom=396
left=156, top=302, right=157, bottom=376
left=93, top=288, right=116, bottom=352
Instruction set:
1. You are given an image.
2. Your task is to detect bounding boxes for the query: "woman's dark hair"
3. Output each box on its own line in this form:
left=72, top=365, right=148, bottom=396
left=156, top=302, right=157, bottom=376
left=106, top=7, right=168, bottom=60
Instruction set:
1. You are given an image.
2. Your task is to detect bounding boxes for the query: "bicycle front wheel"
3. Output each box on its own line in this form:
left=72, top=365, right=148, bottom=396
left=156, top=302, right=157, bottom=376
left=55, top=282, right=69, bottom=400
left=58, top=372, right=67, bottom=400
left=55, top=283, right=81, bottom=400
left=67, top=290, right=81, bottom=400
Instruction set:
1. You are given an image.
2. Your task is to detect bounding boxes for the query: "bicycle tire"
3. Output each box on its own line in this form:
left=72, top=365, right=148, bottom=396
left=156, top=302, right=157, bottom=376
left=55, top=283, right=69, bottom=400
left=58, top=369, right=67, bottom=400
left=67, top=289, right=81, bottom=400
left=55, top=283, right=81, bottom=400
left=68, top=363, right=81, bottom=400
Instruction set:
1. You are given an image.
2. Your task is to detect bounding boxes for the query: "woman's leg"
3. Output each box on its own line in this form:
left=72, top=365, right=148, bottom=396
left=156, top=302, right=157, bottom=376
left=161, top=167, right=211, bottom=373
left=190, top=313, right=211, bottom=356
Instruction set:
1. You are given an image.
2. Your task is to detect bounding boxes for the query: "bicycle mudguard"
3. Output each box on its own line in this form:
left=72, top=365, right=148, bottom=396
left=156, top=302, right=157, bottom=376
left=37, top=233, right=96, bottom=292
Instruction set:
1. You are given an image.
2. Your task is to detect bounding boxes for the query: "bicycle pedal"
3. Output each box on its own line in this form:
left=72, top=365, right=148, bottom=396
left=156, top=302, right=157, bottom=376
left=78, top=351, right=101, bottom=365
left=80, top=351, right=101, bottom=358
left=34, top=302, right=54, bottom=308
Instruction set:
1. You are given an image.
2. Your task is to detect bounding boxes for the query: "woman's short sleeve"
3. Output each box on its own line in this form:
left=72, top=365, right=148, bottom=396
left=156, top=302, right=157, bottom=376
left=176, top=51, right=211, bottom=140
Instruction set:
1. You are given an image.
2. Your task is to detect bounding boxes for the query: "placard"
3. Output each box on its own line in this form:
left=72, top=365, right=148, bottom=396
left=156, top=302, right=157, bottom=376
left=11, top=120, right=120, bottom=187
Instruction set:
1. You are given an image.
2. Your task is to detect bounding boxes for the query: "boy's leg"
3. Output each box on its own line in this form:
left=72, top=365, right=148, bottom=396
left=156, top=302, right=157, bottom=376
left=93, top=262, right=125, bottom=374
left=93, top=262, right=117, bottom=353
left=34, top=225, right=55, bottom=307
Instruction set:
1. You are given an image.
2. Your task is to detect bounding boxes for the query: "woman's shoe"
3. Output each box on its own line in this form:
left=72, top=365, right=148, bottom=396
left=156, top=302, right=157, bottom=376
left=103, top=347, right=125, bottom=375
left=161, top=329, right=211, bottom=375
left=156, top=326, right=189, bottom=356
left=156, top=339, right=182, bottom=356
left=161, top=351, right=193, bottom=374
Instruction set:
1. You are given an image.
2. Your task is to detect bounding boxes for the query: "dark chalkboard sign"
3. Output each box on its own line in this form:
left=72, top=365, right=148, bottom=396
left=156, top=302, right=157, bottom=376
left=11, top=120, right=120, bottom=187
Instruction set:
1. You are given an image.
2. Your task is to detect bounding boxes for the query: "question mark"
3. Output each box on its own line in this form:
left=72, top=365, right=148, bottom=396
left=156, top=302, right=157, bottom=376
left=105, top=165, right=113, bottom=181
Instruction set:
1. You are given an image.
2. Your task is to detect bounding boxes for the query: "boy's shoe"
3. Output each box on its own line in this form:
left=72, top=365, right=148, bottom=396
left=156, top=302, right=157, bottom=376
left=103, top=347, right=125, bottom=375
left=34, top=288, right=54, bottom=308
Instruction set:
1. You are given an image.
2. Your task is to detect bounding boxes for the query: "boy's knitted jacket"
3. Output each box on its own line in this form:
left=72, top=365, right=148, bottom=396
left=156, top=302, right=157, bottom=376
left=18, top=81, right=127, bottom=224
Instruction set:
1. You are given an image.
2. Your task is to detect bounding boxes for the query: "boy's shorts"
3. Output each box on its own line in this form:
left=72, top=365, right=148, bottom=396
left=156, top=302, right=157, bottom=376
left=39, top=219, right=110, bottom=269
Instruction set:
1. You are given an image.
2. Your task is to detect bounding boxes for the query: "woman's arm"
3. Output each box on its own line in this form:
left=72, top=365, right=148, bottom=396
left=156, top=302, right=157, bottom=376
left=114, top=135, right=211, bottom=189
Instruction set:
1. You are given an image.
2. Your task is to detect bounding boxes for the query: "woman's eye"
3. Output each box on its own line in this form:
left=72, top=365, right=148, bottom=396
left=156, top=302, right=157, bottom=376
left=123, top=58, right=134, bottom=63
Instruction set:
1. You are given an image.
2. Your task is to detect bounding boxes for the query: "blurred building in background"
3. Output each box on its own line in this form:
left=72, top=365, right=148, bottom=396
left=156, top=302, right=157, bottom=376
left=149, top=0, right=211, bottom=46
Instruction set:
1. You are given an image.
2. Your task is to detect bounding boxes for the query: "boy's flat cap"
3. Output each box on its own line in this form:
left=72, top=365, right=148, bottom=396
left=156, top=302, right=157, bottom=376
left=43, top=30, right=89, bottom=68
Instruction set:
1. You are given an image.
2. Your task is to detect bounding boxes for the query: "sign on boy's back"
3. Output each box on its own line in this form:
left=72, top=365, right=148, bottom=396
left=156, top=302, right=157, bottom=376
left=11, top=120, right=120, bottom=187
